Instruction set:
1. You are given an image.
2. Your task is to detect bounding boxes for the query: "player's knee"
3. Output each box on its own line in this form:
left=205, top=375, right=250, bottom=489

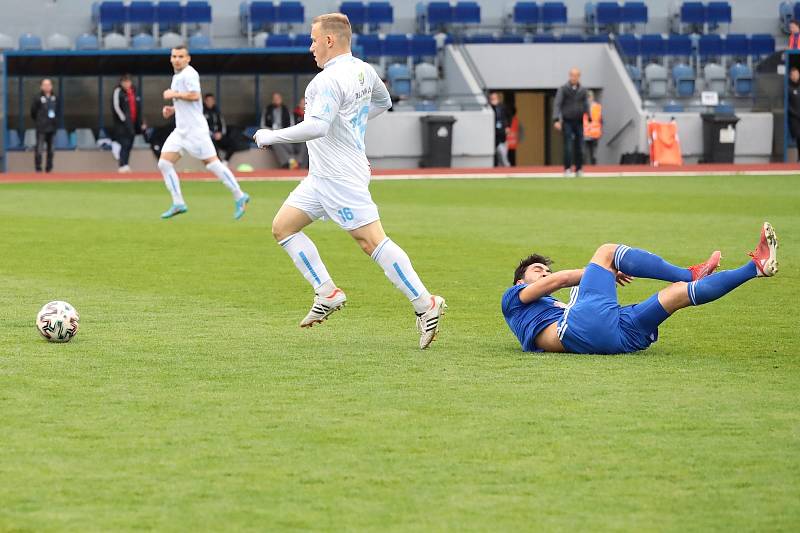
left=157, top=158, right=173, bottom=172
left=593, top=243, right=618, bottom=263
left=353, top=236, right=376, bottom=256
left=271, top=220, right=290, bottom=242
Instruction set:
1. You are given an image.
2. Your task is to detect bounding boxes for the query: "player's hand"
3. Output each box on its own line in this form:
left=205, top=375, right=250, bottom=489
left=162, top=106, right=174, bottom=119
left=253, top=128, right=273, bottom=148
left=554, top=120, right=562, bottom=131
left=615, top=272, right=634, bottom=286
left=163, top=89, right=178, bottom=100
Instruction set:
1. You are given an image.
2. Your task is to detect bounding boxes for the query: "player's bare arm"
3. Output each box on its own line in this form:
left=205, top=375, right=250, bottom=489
left=163, top=89, right=200, bottom=101
left=518, top=269, right=584, bottom=304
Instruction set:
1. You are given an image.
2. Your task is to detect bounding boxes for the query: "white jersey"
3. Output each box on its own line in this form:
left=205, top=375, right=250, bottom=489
left=170, top=65, right=206, bottom=135
left=304, top=53, right=391, bottom=181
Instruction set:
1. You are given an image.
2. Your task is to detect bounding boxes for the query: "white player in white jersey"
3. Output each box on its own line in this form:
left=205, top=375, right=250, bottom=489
left=254, top=13, right=446, bottom=349
left=158, top=45, right=250, bottom=220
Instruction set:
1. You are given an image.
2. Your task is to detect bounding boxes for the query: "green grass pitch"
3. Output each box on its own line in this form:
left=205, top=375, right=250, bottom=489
left=0, top=175, right=798, bottom=531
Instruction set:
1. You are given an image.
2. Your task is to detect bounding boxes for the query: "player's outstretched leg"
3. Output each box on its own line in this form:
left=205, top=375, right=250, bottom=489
left=205, top=159, right=249, bottom=219
left=368, top=235, right=446, bottom=349
left=158, top=158, right=188, bottom=219
left=613, top=244, right=721, bottom=282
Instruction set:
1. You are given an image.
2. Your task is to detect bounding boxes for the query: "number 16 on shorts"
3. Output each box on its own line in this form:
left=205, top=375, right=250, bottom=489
left=337, top=208, right=354, bottom=223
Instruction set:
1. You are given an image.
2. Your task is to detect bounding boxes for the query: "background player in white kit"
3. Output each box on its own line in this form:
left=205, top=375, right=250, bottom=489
left=159, top=46, right=250, bottom=220
left=254, top=13, right=446, bottom=349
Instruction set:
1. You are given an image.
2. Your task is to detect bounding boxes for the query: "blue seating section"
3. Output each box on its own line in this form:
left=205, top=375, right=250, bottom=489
left=94, top=1, right=212, bottom=30
left=588, top=2, right=648, bottom=26
left=420, top=1, right=482, bottom=29
left=340, top=1, right=394, bottom=27
left=617, top=33, right=775, bottom=63
left=265, top=33, right=313, bottom=47
left=678, top=1, right=732, bottom=28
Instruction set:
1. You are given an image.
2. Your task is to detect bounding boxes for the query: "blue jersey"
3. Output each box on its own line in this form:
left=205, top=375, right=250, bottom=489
left=501, top=285, right=565, bottom=352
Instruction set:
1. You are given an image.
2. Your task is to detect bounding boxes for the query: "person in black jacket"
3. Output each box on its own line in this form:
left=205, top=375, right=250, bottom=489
left=111, top=74, right=145, bottom=173
left=788, top=67, right=800, bottom=161
left=203, top=93, right=233, bottom=163
left=30, top=78, right=58, bottom=173
left=553, top=68, right=590, bottom=176
left=490, top=91, right=511, bottom=167
left=260, top=91, right=300, bottom=169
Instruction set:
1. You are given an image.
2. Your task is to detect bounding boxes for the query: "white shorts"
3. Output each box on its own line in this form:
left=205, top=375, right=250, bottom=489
left=161, top=129, right=217, bottom=160
left=285, top=174, right=380, bottom=231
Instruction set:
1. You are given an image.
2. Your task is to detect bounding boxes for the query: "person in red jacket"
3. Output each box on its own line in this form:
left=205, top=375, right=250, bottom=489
left=789, top=20, right=800, bottom=49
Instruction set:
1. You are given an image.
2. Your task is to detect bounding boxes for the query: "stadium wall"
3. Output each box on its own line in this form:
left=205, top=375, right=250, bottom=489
left=0, top=1, right=788, bottom=48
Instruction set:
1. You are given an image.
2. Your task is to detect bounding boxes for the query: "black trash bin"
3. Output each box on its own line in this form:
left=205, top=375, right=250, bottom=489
left=420, top=115, right=456, bottom=168
left=700, top=113, right=740, bottom=163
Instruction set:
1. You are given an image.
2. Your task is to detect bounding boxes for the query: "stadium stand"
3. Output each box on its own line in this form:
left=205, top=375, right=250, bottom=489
left=75, top=33, right=101, bottom=50
left=155, top=1, right=183, bottom=38
left=131, top=32, right=157, bottom=49
left=104, top=32, right=128, bottom=49
left=19, top=33, right=44, bottom=51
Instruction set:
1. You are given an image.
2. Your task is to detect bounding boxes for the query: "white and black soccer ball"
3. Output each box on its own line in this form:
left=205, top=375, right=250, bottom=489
left=36, top=301, right=80, bottom=343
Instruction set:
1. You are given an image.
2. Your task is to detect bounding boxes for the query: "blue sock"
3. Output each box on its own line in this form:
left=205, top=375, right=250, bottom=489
left=687, top=262, right=757, bottom=305
left=614, top=245, right=692, bottom=282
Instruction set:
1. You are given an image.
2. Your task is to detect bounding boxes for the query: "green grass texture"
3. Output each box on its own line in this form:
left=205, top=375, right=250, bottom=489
left=1, top=175, right=798, bottom=531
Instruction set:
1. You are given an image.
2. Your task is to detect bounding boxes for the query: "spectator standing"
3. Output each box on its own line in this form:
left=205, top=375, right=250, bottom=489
left=553, top=68, right=590, bottom=176
left=489, top=91, right=511, bottom=167
left=112, top=74, right=145, bottom=173
left=260, top=91, right=299, bottom=169
left=787, top=67, right=800, bottom=161
left=292, top=97, right=309, bottom=169
left=203, top=93, right=234, bottom=163
left=789, top=20, right=800, bottom=49
left=30, top=78, right=58, bottom=173
left=583, top=90, right=603, bottom=166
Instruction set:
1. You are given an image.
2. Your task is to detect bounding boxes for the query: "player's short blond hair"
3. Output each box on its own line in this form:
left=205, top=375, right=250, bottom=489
left=312, top=13, right=352, bottom=45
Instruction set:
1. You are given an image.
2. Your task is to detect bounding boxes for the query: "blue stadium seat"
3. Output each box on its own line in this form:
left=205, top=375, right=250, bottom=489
left=626, top=64, right=642, bottom=92
left=621, top=2, right=648, bottom=25
left=249, top=1, right=276, bottom=28
left=366, top=2, right=394, bottom=25
left=706, top=2, right=732, bottom=25
left=128, top=1, right=155, bottom=25
left=98, top=1, right=126, bottom=31
left=276, top=1, right=304, bottom=24
left=453, top=2, right=481, bottom=24
left=558, top=34, right=585, bottom=43
left=427, top=2, right=453, bottom=27
left=382, top=34, right=410, bottom=56
left=672, top=63, right=695, bottom=96
left=721, top=34, right=747, bottom=58
left=795, top=3, right=800, bottom=25
left=18, top=33, right=43, bottom=51
left=132, top=32, right=156, bottom=49
left=541, top=2, right=567, bottom=25
left=6, top=130, right=22, bottom=151
left=188, top=33, right=212, bottom=49
left=75, top=33, right=100, bottom=50
left=54, top=129, right=75, bottom=151
left=464, top=34, right=494, bottom=44
left=680, top=2, right=705, bottom=25
left=729, top=62, right=752, bottom=96
left=586, top=33, right=610, bottom=43
left=513, top=2, right=539, bottom=25
left=640, top=34, right=666, bottom=63
left=749, top=34, right=775, bottom=58
left=410, top=34, right=437, bottom=57
left=293, top=34, right=311, bottom=48
left=715, top=103, right=735, bottom=114
left=496, top=34, right=525, bottom=43
left=532, top=33, right=557, bottom=43
left=387, top=63, right=411, bottom=96
left=184, top=1, right=212, bottom=24
left=157, top=1, right=183, bottom=30
left=340, top=2, right=367, bottom=26
left=667, top=34, right=693, bottom=59
left=266, top=33, right=292, bottom=47
left=699, top=33, right=723, bottom=59
left=663, top=102, right=684, bottom=112
left=596, top=2, right=621, bottom=26
left=616, top=33, right=640, bottom=58
left=355, top=34, right=381, bottom=57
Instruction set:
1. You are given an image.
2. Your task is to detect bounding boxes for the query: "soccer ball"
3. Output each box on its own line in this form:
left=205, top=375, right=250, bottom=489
left=36, top=301, right=80, bottom=343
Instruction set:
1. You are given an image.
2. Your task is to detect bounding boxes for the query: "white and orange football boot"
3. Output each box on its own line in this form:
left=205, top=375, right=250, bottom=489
left=300, top=288, right=347, bottom=328
left=748, top=222, right=779, bottom=277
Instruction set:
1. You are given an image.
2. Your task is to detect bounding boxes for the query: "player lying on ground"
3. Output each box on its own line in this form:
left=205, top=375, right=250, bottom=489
left=158, top=45, right=250, bottom=220
left=253, top=13, right=446, bottom=349
left=502, top=223, right=778, bottom=354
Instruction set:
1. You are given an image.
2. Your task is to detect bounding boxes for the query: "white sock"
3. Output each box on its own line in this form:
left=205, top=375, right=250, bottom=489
left=279, top=232, right=333, bottom=291
left=206, top=160, right=244, bottom=200
left=157, top=159, right=184, bottom=205
left=371, top=237, right=431, bottom=313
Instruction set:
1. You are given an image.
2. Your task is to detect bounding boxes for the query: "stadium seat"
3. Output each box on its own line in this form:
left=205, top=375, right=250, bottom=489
left=680, top=2, right=705, bottom=27
left=19, top=33, right=43, bottom=51
left=596, top=2, right=622, bottom=27
left=276, top=1, right=304, bottom=24
left=706, top=2, right=732, bottom=27
left=715, top=102, right=735, bottom=114
left=749, top=34, right=776, bottom=58
left=387, top=63, right=412, bottom=97
left=722, top=34, right=748, bottom=60
left=626, top=64, right=642, bottom=92
left=128, top=1, right=156, bottom=29
left=132, top=33, right=156, bottom=49
left=23, top=129, right=37, bottom=150
left=354, top=34, right=381, bottom=58
left=410, top=34, right=437, bottom=59
left=640, top=34, right=666, bottom=64
left=340, top=2, right=367, bottom=26
left=699, top=33, right=723, bottom=62
left=6, top=130, right=22, bottom=151
left=54, top=129, right=75, bottom=151
left=667, top=34, right=692, bottom=57
left=496, top=34, right=526, bottom=43
left=159, top=32, right=183, bottom=49
left=644, top=63, right=668, bottom=98
left=541, top=2, right=567, bottom=26
left=621, top=2, right=648, bottom=26
left=46, top=33, right=72, bottom=50
left=382, top=34, right=411, bottom=57
left=157, top=1, right=183, bottom=35
left=558, top=34, right=585, bottom=43
left=248, top=1, right=276, bottom=29
left=293, top=34, right=311, bottom=48
left=513, top=2, right=539, bottom=26
left=266, top=33, right=292, bottom=47
left=616, top=33, right=640, bottom=60
left=663, top=102, right=684, bottom=112
left=532, top=33, right=557, bottom=43
left=74, top=129, right=96, bottom=150
left=188, top=33, right=212, bottom=49
left=703, top=63, right=727, bottom=94
left=780, top=1, right=794, bottom=33
left=0, top=33, right=13, bottom=50
left=586, top=33, right=610, bottom=43
left=98, top=1, right=126, bottom=33
left=730, top=62, right=753, bottom=96
left=672, top=63, right=695, bottom=96
left=415, top=62, right=438, bottom=99
left=366, top=2, right=394, bottom=27
left=75, top=33, right=100, bottom=50
left=184, top=1, right=212, bottom=24
left=104, top=32, right=128, bottom=49
left=463, top=34, right=493, bottom=44
left=426, top=2, right=453, bottom=30
left=453, top=2, right=481, bottom=24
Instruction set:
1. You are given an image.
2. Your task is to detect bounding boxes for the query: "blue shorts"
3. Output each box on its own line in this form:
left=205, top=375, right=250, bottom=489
left=556, top=263, right=670, bottom=354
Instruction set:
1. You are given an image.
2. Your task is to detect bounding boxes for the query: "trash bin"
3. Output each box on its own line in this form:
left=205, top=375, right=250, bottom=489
left=700, top=113, right=740, bottom=163
left=420, top=115, right=456, bottom=168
